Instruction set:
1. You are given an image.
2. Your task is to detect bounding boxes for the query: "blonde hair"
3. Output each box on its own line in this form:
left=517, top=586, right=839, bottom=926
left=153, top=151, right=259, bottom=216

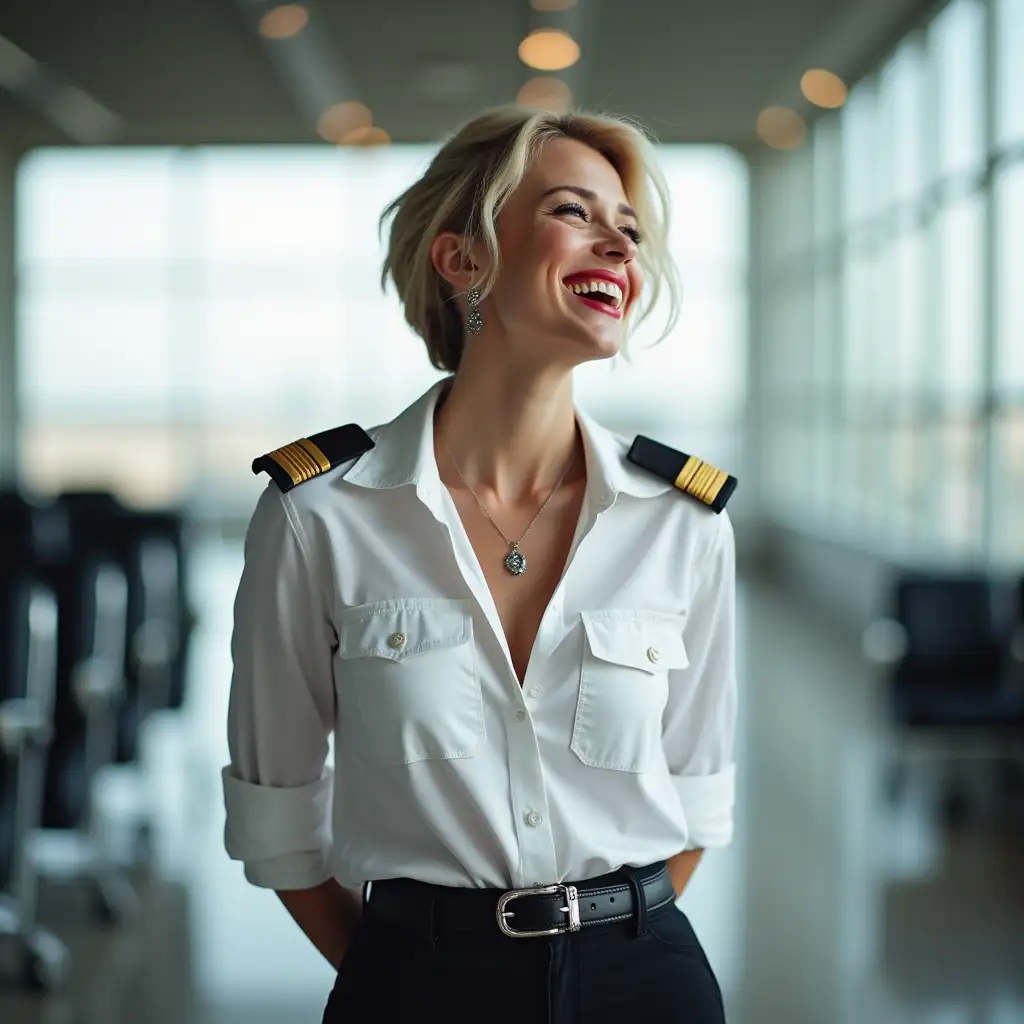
left=379, top=105, right=681, bottom=372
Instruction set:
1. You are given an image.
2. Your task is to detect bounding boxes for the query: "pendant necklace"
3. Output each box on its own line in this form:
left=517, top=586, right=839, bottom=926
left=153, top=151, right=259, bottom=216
left=442, top=441, right=573, bottom=576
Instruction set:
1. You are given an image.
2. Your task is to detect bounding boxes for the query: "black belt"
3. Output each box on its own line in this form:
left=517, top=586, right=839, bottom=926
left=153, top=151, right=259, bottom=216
left=366, top=862, right=676, bottom=939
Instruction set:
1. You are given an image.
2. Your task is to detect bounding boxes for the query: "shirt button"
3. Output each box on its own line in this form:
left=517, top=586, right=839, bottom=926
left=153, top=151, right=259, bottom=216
left=525, top=810, right=543, bottom=828
left=515, top=708, right=527, bottom=722
left=527, top=686, right=542, bottom=699
left=387, top=632, right=407, bottom=650
left=646, top=646, right=660, bottom=663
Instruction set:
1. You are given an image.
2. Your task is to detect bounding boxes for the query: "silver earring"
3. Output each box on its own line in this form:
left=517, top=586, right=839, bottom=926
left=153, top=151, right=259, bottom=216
left=466, top=286, right=483, bottom=335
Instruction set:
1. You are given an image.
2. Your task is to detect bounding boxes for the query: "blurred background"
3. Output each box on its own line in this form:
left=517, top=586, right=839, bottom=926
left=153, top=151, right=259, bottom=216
left=0, top=0, right=1021, bottom=1021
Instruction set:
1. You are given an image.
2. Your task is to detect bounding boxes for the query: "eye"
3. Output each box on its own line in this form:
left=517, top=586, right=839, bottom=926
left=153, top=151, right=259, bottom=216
left=552, top=202, right=643, bottom=246
left=553, top=201, right=588, bottom=219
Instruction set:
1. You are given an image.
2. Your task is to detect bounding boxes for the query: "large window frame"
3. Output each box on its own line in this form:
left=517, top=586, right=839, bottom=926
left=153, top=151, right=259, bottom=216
left=755, top=0, right=1023, bottom=565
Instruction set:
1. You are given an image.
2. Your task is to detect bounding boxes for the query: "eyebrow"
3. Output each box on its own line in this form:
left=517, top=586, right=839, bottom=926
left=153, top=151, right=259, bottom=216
left=540, top=184, right=637, bottom=220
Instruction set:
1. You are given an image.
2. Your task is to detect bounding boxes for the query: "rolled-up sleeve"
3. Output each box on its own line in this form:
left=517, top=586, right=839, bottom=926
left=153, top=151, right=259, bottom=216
left=663, top=512, right=738, bottom=850
left=222, top=483, right=337, bottom=890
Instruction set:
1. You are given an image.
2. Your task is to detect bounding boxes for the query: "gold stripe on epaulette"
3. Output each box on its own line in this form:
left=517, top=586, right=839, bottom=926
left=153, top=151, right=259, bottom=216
left=297, top=438, right=331, bottom=473
left=674, top=455, right=729, bottom=505
left=269, top=441, right=326, bottom=486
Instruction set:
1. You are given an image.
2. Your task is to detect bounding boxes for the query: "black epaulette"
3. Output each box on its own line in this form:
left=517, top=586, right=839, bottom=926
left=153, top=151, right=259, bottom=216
left=252, top=424, right=375, bottom=493
left=627, top=435, right=737, bottom=513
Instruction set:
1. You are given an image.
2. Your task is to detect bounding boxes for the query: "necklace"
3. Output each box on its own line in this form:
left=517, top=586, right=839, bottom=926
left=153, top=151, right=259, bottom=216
left=441, top=440, right=574, bottom=576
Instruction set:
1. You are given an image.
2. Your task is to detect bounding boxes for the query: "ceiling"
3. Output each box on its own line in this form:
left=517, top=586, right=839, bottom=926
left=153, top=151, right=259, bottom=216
left=0, top=0, right=937, bottom=153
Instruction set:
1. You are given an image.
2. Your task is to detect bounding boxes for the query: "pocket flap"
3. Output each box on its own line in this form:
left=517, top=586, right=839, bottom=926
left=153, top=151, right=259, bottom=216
left=581, top=610, right=689, bottom=673
left=338, top=598, right=473, bottom=662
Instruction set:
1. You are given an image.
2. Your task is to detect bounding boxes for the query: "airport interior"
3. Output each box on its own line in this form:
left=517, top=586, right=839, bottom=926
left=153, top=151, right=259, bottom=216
left=0, top=0, right=1023, bottom=1021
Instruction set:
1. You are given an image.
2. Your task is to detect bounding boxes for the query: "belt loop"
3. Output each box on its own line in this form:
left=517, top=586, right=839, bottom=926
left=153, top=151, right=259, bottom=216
left=625, top=868, right=648, bottom=938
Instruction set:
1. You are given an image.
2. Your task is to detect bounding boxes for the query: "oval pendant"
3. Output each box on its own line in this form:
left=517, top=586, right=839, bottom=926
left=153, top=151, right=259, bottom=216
left=504, top=545, right=527, bottom=575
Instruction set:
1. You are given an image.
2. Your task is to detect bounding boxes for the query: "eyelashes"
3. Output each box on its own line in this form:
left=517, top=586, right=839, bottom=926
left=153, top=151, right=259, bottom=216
left=551, top=201, right=644, bottom=245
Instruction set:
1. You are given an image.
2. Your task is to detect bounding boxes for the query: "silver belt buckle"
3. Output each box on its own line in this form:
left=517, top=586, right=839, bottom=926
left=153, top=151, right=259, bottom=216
left=496, top=884, right=581, bottom=939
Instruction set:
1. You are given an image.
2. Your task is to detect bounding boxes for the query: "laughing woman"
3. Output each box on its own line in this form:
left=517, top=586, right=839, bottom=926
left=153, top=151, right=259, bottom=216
left=222, top=105, right=738, bottom=1024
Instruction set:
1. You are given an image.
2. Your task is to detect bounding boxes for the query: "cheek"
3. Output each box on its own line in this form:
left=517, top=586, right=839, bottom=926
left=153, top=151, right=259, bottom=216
left=537, top=221, right=582, bottom=264
left=627, top=267, right=645, bottom=309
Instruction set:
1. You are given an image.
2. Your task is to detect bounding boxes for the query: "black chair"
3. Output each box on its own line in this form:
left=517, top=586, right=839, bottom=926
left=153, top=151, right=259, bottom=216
left=0, top=558, right=68, bottom=991
left=866, top=572, right=1024, bottom=821
left=48, top=493, right=197, bottom=882
left=887, top=573, right=1023, bottom=728
left=1, top=491, right=138, bottom=926
left=55, top=495, right=194, bottom=756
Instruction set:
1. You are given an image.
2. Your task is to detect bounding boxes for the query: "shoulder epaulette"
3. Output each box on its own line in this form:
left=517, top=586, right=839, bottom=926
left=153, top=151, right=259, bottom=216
left=627, top=435, right=737, bottom=513
left=252, top=424, right=375, bottom=493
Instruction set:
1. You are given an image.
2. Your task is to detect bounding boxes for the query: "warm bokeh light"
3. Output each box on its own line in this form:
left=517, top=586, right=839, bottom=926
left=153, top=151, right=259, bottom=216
left=530, top=0, right=577, bottom=9
left=518, top=29, right=580, bottom=71
left=516, top=76, right=573, bottom=113
left=258, top=4, right=309, bottom=41
left=800, top=68, right=848, bottom=109
left=316, top=101, right=372, bottom=143
left=756, top=106, right=807, bottom=150
left=339, top=125, right=391, bottom=146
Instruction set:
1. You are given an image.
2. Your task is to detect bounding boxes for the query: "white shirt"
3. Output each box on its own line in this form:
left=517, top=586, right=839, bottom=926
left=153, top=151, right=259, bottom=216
left=222, top=376, right=737, bottom=892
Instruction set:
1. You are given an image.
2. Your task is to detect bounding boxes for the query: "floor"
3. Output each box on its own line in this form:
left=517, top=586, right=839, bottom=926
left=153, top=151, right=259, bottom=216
left=1, top=540, right=1022, bottom=1023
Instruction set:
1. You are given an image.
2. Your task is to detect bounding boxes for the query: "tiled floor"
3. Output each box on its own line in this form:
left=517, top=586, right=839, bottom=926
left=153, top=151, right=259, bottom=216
left=1, top=541, right=1022, bottom=1023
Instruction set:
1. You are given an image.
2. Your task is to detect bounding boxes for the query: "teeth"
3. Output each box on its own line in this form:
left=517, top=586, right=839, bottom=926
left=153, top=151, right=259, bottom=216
left=568, top=279, right=623, bottom=308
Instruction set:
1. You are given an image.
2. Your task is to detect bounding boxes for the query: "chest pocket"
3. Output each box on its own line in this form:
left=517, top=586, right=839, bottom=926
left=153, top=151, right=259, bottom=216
left=335, top=598, right=483, bottom=765
left=571, top=609, right=689, bottom=773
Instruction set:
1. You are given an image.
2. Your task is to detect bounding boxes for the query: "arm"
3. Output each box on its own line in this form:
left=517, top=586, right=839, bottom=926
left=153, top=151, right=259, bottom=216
left=666, top=848, right=704, bottom=897
left=277, top=881, right=363, bottom=970
left=222, top=485, right=352, bottom=962
left=662, top=512, right=738, bottom=870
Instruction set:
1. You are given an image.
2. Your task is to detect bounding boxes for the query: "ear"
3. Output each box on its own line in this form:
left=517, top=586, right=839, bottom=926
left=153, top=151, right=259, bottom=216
left=430, top=231, right=483, bottom=292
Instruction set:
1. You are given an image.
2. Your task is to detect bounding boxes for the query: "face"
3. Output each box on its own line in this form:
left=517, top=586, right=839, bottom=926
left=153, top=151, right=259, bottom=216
left=478, top=136, right=645, bottom=364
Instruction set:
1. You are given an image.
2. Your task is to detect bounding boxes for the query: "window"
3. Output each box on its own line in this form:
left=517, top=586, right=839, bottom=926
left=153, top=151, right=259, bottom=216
left=755, top=0, right=1015, bottom=563
left=995, top=0, right=1024, bottom=148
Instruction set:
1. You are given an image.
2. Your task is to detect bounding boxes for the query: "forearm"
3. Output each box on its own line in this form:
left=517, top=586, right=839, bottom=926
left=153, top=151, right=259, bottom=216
left=276, top=878, right=363, bottom=969
left=666, top=848, right=704, bottom=897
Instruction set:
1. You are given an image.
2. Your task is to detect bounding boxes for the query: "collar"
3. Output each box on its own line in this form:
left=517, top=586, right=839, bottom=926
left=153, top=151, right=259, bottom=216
left=342, top=376, right=674, bottom=515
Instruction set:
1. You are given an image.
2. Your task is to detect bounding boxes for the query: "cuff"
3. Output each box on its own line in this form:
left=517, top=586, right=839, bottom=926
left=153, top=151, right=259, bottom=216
left=222, top=765, right=334, bottom=889
left=671, top=763, right=736, bottom=849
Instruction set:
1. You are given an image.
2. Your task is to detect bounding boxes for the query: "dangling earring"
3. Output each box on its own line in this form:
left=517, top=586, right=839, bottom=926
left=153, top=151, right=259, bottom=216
left=466, top=285, right=483, bottom=335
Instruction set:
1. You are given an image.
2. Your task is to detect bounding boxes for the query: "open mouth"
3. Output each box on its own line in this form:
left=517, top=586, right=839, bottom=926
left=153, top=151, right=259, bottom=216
left=563, top=278, right=625, bottom=318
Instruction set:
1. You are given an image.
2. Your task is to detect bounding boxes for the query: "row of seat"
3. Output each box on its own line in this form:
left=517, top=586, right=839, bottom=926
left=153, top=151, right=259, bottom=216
left=868, top=573, right=1024, bottom=729
left=0, top=489, right=194, bottom=992
left=866, top=573, right=1024, bottom=824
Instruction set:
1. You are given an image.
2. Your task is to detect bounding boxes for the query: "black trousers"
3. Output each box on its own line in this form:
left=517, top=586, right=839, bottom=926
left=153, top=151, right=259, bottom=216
left=322, top=864, right=726, bottom=1023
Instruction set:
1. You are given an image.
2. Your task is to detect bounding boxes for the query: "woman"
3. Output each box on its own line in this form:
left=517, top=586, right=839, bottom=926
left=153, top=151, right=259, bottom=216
left=222, top=105, right=738, bottom=1023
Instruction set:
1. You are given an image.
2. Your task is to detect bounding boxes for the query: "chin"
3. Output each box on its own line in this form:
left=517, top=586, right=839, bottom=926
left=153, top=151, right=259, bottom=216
left=572, top=327, right=622, bottom=363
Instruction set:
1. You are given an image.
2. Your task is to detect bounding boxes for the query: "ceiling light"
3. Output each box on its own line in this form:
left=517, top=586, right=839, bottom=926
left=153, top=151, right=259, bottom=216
left=800, top=68, right=848, bottom=109
left=530, top=0, right=577, bottom=9
left=259, top=4, right=310, bottom=40
left=518, top=29, right=580, bottom=72
left=316, top=101, right=372, bottom=143
left=339, top=125, right=391, bottom=146
left=517, top=77, right=573, bottom=113
left=756, top=107, right=807, bottom=150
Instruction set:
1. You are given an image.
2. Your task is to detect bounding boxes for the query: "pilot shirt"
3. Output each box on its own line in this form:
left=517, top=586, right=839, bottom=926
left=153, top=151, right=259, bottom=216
left=221, top=375, right=737, bottom=893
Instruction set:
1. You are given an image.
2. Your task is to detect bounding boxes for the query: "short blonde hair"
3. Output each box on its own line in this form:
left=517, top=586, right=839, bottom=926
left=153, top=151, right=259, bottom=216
left=379, top=105, right=681, bottom=372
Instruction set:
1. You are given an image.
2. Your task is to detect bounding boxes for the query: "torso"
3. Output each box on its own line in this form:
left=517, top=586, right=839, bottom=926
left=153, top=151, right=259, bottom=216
left=442, top=459, right=588, bottom=687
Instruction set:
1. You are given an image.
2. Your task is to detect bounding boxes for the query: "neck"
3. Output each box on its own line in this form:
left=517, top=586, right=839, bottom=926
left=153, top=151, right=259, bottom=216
left=433, top=360, right=584, bottom=507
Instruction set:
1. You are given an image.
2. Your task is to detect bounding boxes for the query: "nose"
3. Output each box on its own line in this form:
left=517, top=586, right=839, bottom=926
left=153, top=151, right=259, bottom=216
left=593, top=228, right=636, bottom=264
